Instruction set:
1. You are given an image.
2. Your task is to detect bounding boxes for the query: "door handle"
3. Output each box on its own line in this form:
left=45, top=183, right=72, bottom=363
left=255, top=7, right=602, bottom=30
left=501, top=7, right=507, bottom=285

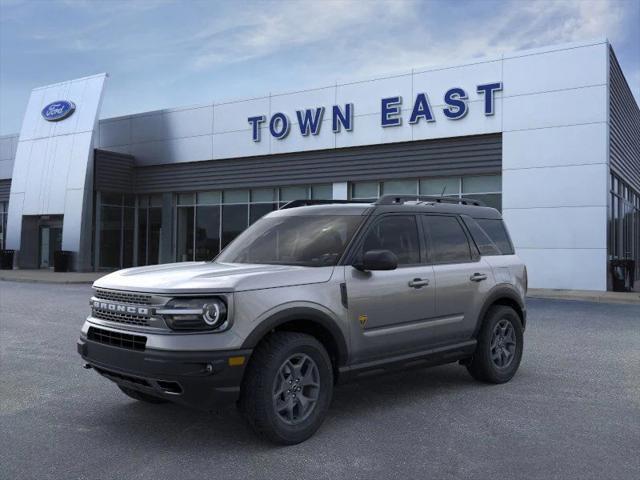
left=408, top=278, right=430, bottom=288
left=470, top=273, right=488, bottom=282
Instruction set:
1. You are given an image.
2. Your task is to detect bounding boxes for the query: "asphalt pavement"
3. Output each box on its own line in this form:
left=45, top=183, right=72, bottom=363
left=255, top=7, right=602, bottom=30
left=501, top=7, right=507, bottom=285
left=0, top=280, right=638, bottom=480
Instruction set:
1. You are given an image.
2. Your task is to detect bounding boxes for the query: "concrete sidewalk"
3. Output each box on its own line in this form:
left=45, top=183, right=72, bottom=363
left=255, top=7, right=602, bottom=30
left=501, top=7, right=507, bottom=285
left=0, top=269, right=106, bottom=284
left=527, top=288, right=640, bottom=305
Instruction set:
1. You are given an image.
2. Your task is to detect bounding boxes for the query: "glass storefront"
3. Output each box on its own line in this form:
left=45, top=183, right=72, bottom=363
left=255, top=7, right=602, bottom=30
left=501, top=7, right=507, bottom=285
left=176, top=184, right=332, bottom=262
left=137, top=195, right=163, bottom=266
left=98, top=193, right=135, bottom=269
left=0, top=201, right=7, bottom=250
left=609, top=173, right=640, bottom=291
left=350, top=174, right=502, bottom=210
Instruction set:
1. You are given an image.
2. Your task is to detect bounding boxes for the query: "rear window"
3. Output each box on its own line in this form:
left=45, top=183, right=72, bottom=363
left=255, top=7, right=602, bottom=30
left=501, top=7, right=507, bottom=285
left=422, top=215, right=472, bottom=264
left=475, top=218, right=515, bottom=255
left=462, top=217, right=501, bottom=256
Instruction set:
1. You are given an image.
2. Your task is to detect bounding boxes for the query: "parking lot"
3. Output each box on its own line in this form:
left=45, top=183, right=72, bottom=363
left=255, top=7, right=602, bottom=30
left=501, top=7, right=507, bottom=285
left=1, top=280, right=638, bottom=480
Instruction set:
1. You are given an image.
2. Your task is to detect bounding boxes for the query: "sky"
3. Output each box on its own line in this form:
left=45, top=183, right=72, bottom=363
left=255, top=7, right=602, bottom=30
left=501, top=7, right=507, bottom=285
left=0, top=0, right=639, bottom=135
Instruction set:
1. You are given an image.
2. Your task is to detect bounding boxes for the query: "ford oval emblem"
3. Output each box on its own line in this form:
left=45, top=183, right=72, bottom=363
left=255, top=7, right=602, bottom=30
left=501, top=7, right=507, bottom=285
left=41, top=100, right=76, bottom=122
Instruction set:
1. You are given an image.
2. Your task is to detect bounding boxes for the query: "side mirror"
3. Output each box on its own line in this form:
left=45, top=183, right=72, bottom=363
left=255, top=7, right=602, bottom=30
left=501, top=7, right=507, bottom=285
left=354, top=249, right=398, bottom=271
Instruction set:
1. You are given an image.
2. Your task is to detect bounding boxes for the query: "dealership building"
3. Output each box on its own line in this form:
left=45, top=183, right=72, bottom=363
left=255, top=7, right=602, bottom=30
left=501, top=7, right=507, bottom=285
left=0, top=39, right=638, bottom=291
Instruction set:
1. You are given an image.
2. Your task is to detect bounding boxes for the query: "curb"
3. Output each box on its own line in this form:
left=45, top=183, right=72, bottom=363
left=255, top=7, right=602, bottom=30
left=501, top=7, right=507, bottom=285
left=527, top=292, right=640, bottom=305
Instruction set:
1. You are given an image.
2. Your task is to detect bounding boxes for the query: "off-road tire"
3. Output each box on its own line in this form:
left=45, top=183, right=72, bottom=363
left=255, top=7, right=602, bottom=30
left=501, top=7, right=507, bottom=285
left=118, top=385, right=168, bottom=404
left=467, top=305, right=523, bottom=384
left=239, top=331, right=333, bottom=445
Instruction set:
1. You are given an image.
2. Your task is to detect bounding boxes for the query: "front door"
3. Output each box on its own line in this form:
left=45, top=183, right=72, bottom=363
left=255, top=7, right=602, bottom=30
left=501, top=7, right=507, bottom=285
left=40, top=226, right=50, bottom=268
left=39, top=224, right=62, bottom=268
left=346, top=214, right=436, bottom=363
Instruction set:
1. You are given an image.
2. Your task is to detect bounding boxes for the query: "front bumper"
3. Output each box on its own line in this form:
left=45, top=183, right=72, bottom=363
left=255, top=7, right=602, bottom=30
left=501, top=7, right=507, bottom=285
left=77, top=335, right=252, bottom=410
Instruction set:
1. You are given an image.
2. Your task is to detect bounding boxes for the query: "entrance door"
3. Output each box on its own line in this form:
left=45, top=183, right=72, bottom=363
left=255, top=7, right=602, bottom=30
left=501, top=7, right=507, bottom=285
left=39, top=225, right=62, bottom=268
left=40, top=226, right=50, bottom=268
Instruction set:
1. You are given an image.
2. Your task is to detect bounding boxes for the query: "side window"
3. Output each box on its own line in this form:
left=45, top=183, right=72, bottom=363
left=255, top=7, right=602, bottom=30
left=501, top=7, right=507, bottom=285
left=476, top=218, right=515, bottom=255
left=462, top=216, right=501, bottom=256
left=361, top=215, right=420, bottom=265
left=422, top=215, right=472, bottom=264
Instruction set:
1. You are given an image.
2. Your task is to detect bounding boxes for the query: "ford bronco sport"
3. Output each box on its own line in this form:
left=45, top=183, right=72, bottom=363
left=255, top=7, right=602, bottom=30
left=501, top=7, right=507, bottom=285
left=78, top=195, right=526, bottom=444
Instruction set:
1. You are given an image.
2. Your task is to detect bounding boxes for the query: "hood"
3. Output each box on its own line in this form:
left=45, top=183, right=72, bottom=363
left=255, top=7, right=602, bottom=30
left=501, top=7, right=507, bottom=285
left=93, top=261, right=335, bottom=294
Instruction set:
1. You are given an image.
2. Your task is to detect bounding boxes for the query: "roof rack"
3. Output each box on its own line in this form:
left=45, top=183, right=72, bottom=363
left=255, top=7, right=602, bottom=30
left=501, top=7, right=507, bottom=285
left=375, top=194, right=486, bottom=207
left=280, top=199, right=373, bottom=209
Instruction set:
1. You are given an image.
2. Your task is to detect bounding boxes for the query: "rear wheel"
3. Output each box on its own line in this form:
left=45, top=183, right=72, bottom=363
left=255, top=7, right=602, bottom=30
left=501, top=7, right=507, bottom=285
left=118, top=385, right=168, bottom=404
left=467, top=305, right=523, bottom=384
left=239, top=331, right=333, bottom=445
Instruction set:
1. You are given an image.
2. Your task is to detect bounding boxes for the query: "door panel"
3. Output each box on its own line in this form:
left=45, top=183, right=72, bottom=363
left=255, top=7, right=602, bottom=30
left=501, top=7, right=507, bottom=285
left=346, top=265, right=436, bottom=362
left=432, top=261, right=493, bottom=341
left=422, top=214, right=494, bottom=342
left=345, top=214, right=437, bottom=363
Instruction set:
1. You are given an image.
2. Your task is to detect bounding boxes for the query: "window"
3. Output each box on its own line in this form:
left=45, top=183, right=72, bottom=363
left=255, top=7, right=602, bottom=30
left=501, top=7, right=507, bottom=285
left=0, top=202, right=7, bottom=250
left=361, top=215, right=420, bottom=265
left=423, top=215, right=472, bottom=264
left=98, top=193, right=135, bottom=269
left=461, top=216, right=501, bottom=256
left=350, top=175, right=502, bottom=211
left=176, top=184, right=331, bottom=261
left=217, top=215, right=362, bottom=267
left=476, top=219, right=514, bottom=255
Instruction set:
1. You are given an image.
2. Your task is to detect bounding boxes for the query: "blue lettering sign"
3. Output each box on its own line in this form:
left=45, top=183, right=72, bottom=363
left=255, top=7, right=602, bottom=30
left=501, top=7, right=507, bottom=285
left=296, top=107, right=325, bottom=136
left=381, top=97, right=402, bottom=127
left=247, top=115, right=266, bottom=142
left=409, top=93, right=435, bottom=124
left=332, top=104, right=353, bottom=133
left=247, top=81, right=502, bottom=140
left=269, top=113, right=290, bottom=139
left=477, top=82, right=503, bottom=116
left=443, top=88, right=468, bottom=119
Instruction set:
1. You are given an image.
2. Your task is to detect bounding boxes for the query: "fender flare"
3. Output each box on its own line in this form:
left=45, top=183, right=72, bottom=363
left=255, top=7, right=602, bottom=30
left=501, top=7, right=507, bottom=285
left=474, top=285, right=526, bottom=336
left=241, top=307, right=349, bottom=366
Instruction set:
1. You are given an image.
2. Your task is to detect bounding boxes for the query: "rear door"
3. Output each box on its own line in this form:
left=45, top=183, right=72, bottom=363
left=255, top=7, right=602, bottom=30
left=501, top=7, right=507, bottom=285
left=345, top=214, right=436, bottom=363
left=422, top=214, right=493, bottom=344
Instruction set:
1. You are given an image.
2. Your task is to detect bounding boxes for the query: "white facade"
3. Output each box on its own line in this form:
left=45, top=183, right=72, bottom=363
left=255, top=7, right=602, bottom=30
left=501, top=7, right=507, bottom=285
left=5, top=73, right=107, bottom=270
left=1, top=39, right=637, bottom=291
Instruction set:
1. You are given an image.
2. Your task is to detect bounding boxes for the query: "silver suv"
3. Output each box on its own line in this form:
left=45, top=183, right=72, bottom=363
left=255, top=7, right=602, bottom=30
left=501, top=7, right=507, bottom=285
left=78, top=195, right=527, bottom=444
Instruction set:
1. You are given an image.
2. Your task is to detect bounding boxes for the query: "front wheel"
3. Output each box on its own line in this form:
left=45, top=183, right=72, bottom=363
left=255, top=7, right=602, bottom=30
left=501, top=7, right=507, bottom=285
left=239, top=332, right=334, bottom=445
left=466, top=305, right=523, bottom=384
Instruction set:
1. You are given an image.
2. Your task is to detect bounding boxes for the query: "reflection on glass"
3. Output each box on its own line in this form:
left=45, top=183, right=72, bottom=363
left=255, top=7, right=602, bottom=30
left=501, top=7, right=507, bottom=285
left=195, top=205, right=221, bottom=260
left=177, top=207, right=194, bottom=262
left=222, top=204, right=248, bottom=249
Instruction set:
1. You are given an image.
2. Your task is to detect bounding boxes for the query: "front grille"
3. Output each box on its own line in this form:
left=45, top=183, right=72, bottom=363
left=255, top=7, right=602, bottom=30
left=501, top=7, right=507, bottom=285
left=92, top=310, right=151, bottom=327
left=94, top=289, right=152, bottom=305
left=87, top=326, right=147, bottom=351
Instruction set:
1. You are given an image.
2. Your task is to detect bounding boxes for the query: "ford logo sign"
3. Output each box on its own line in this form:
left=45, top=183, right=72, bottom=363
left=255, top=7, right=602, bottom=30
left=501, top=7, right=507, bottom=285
left=41, top=100, right=76, bottom=122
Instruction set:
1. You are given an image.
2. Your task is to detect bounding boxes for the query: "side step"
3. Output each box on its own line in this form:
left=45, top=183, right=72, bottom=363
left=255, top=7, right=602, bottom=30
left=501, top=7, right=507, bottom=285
left=337, top=340, right=476, bottom=383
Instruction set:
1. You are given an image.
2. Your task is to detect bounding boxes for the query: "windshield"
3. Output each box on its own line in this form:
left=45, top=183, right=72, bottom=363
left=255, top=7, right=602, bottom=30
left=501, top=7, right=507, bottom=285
left=216, top=215, right=363, bottom=267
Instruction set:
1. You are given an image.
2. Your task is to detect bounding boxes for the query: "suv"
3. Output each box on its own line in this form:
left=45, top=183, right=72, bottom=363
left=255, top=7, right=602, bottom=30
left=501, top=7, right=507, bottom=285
left=78, top=195, right=526, bottom=444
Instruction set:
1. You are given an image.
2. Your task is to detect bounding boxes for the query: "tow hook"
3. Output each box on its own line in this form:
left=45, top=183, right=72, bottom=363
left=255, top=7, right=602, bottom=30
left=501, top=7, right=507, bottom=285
left=83, top=363, right=92, bottom=370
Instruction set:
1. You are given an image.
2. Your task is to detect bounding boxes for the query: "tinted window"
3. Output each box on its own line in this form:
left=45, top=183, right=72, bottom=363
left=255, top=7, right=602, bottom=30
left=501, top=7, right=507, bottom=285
left=423, top=215, right=472, bottom=264
left=476, top=219, right=514, bottom=255
left=217, top=215, right=362, bottom=267
left=361, top=216, right=420, bottom=265
left=462, top=216, right=501, bottom=256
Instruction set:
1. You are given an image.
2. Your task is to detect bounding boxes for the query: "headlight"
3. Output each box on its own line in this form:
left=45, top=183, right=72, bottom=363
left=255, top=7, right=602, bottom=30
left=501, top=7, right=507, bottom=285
left=157, top=297, right=228, bottom=331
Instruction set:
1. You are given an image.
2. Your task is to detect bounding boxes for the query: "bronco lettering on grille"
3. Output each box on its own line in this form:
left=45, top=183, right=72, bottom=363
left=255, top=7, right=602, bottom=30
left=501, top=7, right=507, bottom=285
left=91, top=300, right=149, bottom=316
